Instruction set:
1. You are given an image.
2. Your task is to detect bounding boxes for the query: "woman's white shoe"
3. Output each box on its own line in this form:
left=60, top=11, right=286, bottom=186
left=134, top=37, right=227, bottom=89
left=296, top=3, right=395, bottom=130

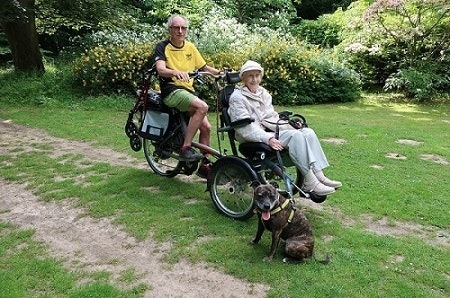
left=318, top=176, right=342, bottom=189
left=314, top=170, right=342, bottom=189
left=302, top=170, right=335, bottom=196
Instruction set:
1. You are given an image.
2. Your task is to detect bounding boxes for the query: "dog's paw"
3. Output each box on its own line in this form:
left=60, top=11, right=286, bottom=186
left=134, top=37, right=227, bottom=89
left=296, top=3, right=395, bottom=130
left=282, top=257, right=303, bottom=264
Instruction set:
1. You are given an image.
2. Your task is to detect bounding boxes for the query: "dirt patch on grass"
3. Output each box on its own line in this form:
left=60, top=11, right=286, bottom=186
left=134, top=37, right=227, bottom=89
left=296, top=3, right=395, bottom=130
left=396, top=139, right=423, bottom=146
left=385, top=153, right=407, bottom=160
left=321, top=137, right=347, bottom=145
left=420, top=154, right=449, bottom=165
left=299, top=200, right=449, bottom=250
left=0, top=120, right=269, bottom=297
left=391, top=139, right=448, bottom=165
left=370, top=165, right=384, bottom=170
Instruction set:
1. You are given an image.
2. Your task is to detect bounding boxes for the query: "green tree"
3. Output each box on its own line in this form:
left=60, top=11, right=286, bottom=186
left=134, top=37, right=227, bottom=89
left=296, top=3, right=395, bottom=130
left=132, top=0, right=214, bottom=27
left=1, top=0, right=44, bottom=71
left=363, top=0, right=449, bottom=68
left=360, top=0, right=450, bottom=98
left=36, top=0, right=137, bottom=54
left=1, top=0, right=138, bottom=70
left=292, top=0, right=353, bottom=20
left=228, top=0, right=297, bottom=29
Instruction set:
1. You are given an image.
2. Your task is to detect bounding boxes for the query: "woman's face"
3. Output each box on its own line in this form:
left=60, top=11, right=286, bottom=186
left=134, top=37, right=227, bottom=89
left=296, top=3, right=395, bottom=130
left=242, top=70, right=262, bottom=92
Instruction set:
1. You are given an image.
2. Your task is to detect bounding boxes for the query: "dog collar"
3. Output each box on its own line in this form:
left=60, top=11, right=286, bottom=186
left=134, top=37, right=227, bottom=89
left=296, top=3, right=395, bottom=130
left=270, top=197, right=291, bottom=215
left=268, top=197, right=295, bottom=225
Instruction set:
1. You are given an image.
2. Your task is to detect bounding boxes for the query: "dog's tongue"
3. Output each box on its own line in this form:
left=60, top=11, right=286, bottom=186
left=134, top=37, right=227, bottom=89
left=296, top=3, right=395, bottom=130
left=262, top=211, right=271, bottom=221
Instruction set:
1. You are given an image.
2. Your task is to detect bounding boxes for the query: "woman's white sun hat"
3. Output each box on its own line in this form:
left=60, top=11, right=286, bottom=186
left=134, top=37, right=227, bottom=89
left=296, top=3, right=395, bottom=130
left=239, top=60, right=264, bottom=78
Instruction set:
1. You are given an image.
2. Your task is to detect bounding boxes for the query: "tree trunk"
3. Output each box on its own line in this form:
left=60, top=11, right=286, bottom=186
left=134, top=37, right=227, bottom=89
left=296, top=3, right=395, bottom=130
left=1, top=0, right=44, bottom=72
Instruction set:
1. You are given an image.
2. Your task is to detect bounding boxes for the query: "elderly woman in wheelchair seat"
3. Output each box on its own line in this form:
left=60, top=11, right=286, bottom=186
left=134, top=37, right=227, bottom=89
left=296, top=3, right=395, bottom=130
left=228, top=60, right=342, bottom=196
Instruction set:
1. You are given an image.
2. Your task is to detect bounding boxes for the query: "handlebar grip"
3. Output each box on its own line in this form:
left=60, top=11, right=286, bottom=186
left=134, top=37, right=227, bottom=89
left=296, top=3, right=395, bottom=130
left=279, top=111, right=292, bottom=120
left=188, top=70, right=199, bottom=77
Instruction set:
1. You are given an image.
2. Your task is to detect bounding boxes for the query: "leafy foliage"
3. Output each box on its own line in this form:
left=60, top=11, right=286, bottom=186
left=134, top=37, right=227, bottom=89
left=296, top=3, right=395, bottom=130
left=342, top=0, right=450, bottom=100
left=384, top=61, right=450, bottom=101
left=71, top=18, right=360, bottom=104
left=72, top=43, right=154, bottom=94
left=292, top=0, right=353, bottom=20
left=74, top=15, right=359, bottom=106
left=0, top=0, right=26, bottom=22
left=4, top=0, right=447, bottom=103
left=231, top=0, right=296, bottom=29
left=291, top=17, right=342, bottom=48
left=136, top=0, right=214, bottom=27
left=246, top=37, right=360, bottom=105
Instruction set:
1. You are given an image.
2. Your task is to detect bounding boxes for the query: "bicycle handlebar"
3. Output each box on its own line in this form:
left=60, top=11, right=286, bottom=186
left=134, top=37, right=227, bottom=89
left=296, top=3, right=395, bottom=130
left=141, top=67, right=240, bottom=87
left=189, top=70, right=226, bottom=80
left=189, top=69, right=241, bottom=85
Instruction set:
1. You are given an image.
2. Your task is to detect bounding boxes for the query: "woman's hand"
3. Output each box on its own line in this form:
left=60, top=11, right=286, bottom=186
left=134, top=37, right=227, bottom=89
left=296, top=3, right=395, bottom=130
left=268, top=137, right=284, bottom=151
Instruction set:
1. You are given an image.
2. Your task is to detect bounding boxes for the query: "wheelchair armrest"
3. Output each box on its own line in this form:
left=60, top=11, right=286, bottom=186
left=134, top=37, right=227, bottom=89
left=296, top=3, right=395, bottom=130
left=230, top=118, right=254, bottom=128
left=218, top=118, right=254, bottom=133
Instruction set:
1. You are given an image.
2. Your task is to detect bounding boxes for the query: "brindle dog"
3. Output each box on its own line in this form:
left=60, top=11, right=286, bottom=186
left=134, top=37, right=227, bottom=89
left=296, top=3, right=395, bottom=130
left=250, top=181, right=329, bottom=263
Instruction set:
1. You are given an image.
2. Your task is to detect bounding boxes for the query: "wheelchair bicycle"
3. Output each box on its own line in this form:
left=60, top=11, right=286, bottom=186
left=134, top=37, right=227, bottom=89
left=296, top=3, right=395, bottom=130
left=125, top=67, right=327, bottom=221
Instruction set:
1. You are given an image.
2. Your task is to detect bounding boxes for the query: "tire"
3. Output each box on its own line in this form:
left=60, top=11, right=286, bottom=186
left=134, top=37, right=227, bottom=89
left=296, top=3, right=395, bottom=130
left=143, top=138, right=182, bottom=177
left=209, top=156, right=259, bottom=221
left=129, top=135, right=142, bottom=152
left=125, top=121, right=138, bottom=138
left=309, top=192, right=327, bottom=203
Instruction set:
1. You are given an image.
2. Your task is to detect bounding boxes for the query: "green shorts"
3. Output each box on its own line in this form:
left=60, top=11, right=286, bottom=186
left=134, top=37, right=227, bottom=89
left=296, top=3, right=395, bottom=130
left=163, top=89, right=196, bottom=111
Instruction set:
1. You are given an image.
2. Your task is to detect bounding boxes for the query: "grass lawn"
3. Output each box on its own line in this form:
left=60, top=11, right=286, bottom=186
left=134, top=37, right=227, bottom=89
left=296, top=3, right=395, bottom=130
left=0, top=67, right=449, bottom=297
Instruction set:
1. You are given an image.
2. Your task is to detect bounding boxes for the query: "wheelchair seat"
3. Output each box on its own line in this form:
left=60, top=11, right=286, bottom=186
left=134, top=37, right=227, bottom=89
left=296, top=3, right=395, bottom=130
left=239, top=142, right=277, bottom=159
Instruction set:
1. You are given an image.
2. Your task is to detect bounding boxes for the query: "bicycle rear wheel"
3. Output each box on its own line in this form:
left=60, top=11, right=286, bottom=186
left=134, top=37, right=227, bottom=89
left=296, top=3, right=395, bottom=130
left=208, top=156, right=259, bottom=221
left=143, top=138, right=182, bottom=177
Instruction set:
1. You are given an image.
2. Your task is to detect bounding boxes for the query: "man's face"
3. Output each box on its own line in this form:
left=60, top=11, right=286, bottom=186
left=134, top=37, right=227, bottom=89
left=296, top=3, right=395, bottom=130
left=169, top=17, right=188, bottom=44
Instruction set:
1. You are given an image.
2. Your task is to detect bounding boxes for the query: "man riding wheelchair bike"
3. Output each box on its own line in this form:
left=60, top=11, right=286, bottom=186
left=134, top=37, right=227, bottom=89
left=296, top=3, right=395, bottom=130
left=125, top=61, right=341, bottom=221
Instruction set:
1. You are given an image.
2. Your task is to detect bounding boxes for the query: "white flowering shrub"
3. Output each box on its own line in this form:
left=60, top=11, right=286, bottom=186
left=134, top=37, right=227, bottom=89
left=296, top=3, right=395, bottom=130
left=342, top=0, right=450, bottom=99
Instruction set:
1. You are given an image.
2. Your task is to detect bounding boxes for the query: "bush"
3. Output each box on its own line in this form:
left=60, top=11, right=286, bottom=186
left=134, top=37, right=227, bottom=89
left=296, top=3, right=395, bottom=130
left=72, top=42, right=154, bottom=95
left=242, top=37, right=360, bottom=105
left=71, top=19, right=360, bottom=105
left=384, top=62, right=450, bottom=102
left=343, top=42, right=400, bottom=87
left=340, top=0, right=450, bottom=101
left=292, top=18, right=342, bottom=48
left=309, top=57, right=361, bottom=103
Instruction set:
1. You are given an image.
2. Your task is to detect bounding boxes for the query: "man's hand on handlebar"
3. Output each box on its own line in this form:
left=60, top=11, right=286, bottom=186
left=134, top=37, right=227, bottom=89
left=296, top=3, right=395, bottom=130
left=174, top=71, right=190, bottom=82
left=187, top=69, right=229, bottom=85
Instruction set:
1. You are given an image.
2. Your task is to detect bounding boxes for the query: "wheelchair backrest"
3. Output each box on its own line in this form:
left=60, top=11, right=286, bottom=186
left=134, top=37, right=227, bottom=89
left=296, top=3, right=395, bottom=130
left=218, top=71, right=241, bottom=155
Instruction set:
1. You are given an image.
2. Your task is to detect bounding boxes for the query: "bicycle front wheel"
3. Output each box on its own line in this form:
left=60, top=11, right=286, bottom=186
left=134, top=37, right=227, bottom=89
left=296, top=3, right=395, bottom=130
left=143, top=138, right=182, bottom=177
left=208, top=156, right=259, bottom=221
